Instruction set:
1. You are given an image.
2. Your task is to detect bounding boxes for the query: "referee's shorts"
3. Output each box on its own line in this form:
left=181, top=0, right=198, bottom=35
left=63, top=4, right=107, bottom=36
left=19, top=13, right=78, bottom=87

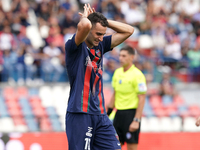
left=113, top=109, right=141, bottom=145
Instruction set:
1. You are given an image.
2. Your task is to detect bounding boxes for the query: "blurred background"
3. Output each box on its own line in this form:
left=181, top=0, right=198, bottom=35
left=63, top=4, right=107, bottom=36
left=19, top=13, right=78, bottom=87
left=0, top=0, right=200, bottom=149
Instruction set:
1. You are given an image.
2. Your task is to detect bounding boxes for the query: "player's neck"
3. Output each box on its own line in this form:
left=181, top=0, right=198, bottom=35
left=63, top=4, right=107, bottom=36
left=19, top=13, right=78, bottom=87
left=123, top=64, right=132, bottom=72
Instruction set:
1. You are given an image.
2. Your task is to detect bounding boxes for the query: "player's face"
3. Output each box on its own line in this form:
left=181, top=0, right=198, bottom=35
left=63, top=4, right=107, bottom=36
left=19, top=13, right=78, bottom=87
left=86, top=23, right=107, bottom=47
left=119, top=50, right=133, bottom=67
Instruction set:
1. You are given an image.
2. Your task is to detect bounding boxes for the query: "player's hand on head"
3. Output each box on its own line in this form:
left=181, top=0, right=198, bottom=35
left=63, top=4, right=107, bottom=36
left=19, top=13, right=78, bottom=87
left=78, top=3, right=95, bottom=18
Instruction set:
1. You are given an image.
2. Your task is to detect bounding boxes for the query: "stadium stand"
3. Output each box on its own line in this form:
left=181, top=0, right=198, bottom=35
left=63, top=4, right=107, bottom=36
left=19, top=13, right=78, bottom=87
left=0, top=0, right=200, bottom=134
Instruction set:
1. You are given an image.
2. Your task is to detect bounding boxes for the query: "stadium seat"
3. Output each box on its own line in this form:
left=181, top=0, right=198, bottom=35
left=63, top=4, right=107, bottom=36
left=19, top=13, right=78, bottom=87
left=160, top=117, right=174, bottom=132
left=188, top=105, right=200, bottom=117
left=46, top=107, right=59, bottom=118
left=63, top=85, right=70, bottom=100
left=171, top=117, right=182, bottom=132
left=24, top=117, right=39, bottom=132
left=143, top=99, right=155, bottom=117
left=141, top=117, right=151, bottom=132
left=0, top=99, right=10, bottom=117
left=19, top=97, right=35, bottom=117
left=12, top=116, right=28, bottom=132
left=32, top=107, right=47, bottom=118
left=39, top=86, right=54, bottom=107
left=183, top=117, right=200, bottom=132
left=15, top=125, right=28, bottom=132
left=162, top=95, right=173, bottom=106
left=165, top=105, right=178, bottom=117
left=0, top=117, right=15, bottom=132
left=8, top=107, right=23, bottom=117
left=173, top=95, right=184, bottom=106
left=12, top=116, right=26, bottom=126
left=52, top=85, right=65, bottom=100
left=153, top=107, right=168, bottom=117
left=147, top=117, right=161, bottom=132
left=3, top=87, right=16, bottom=99
left=177, top=104, right=190, bottom=118
left=5, top=99, right=20, bottom=109
left=28, top=88, right=39, bottom=96
left=59, top=115, right=66, bottom=131
left=40, top=117, right=52, bottom=132
left=49, top=117, right=63, bottom=132
left=16, top=86, right=28, bottom=98
left=149, top=95, right=163, bottom=109
left=39, top=86, right=52, bottom=100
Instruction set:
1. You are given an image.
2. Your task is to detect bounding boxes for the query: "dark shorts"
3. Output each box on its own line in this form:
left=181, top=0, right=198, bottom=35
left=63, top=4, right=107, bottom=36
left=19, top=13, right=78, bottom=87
left=113, top=109, right=141, bottom=144
left=65, top=112, right=121, bottom=150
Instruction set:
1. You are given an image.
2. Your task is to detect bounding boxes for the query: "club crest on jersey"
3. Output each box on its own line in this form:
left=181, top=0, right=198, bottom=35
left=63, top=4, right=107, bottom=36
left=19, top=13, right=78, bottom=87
left=96, top=49, right=101, bottom=57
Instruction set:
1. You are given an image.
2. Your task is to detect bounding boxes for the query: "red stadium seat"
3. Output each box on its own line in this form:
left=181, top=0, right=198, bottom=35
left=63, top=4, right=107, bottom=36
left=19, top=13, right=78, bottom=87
left=6, top=100, right=20, bottom=109
left=40, top=117, right=52, bottom=132
left=188, top=105, right=200, bottom=117
left=12, top=116, right=26, bottom=126
left=149, top=95, right=163, bottom=109
left=153, top=107, right=167, bottom=117
left=3, top=87, right=17, bottom=99
left=8, top=107, right=23, bottom=117
left=32, top=107, right=47, bottom=118
left=165, top=105, right=178, bottom=117
left=173, top=95, right=185, bottom=106
left=16, top=86, right=28, bottom=98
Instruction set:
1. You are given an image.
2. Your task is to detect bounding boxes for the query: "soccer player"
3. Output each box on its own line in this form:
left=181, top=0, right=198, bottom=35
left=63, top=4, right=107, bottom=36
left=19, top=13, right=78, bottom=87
left=196, top=116, right=200, bottom=126
left=107, top=45, right=147, bottom=150
left=65, top=4, right=134, bottom=150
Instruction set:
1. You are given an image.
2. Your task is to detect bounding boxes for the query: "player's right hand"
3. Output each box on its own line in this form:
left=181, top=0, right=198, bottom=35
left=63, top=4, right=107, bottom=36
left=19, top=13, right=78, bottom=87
left=78, top=3, right=95, bottom=18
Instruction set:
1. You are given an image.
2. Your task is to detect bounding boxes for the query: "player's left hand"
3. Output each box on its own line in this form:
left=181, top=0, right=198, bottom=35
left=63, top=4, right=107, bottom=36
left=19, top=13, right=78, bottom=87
left=129, top=121, right=139, bottom=132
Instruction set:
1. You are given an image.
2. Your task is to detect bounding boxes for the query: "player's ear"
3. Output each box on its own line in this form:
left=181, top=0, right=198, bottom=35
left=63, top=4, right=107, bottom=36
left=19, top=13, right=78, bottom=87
left=130, top=54, right=134, bottom=60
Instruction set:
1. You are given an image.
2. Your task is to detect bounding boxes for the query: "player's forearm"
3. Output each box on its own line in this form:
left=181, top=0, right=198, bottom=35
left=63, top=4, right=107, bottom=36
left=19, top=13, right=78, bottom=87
left=134, top=94, right=146, bottom=119
left=77, top=17, right=92, bottom=32
left=107, top=20, right=134, bottom=36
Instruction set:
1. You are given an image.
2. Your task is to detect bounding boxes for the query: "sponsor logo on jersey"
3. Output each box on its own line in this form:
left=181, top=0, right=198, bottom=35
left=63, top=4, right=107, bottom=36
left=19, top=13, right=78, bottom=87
left=138, top=83, right=147, bottom=92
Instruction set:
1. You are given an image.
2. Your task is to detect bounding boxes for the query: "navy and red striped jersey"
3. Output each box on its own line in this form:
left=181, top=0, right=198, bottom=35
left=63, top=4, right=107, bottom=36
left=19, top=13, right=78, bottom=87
left=65, top=34, right=112, bottom=115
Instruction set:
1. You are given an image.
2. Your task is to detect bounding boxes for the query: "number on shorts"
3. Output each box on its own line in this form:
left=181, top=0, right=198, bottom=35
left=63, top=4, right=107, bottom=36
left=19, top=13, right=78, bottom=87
left=84, top=138, right=90, bottom=150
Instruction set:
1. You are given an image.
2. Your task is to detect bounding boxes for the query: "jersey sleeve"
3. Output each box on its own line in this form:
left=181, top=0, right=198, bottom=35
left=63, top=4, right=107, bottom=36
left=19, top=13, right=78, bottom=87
left=134, top=71, right=147, bottom=95
left=102, top=35, right=113, bottom=54
left=65, top=34, right=78, bottom=54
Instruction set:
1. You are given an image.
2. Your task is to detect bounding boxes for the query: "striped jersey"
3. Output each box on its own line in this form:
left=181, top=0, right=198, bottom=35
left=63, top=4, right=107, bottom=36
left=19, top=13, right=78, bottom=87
left=65, top=34, right=112, bottom=114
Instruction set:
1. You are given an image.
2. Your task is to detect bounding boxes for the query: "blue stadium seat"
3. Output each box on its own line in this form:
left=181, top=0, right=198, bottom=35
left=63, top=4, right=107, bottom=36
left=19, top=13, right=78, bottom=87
left=29, top=88, right=39, bottom=96
left=49, top=117, right=63, bottom=132
left=24, top=116, right=39, bottom=132
left=19, top=97, right=34, bottom=117
left=46, top=107, right=58, bottom=118
left=0, top=98, right=10, bottom=117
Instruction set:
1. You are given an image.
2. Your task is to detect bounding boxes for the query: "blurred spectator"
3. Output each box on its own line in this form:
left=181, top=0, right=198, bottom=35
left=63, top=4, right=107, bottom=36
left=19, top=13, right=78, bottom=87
left=0, top=0, right=199, bottom=84
left=187, top=43, right=200, bottom=82
left=159, top=71, right=176, bottom=106
left=2, top=50, right=17, bottom=83
left=41, top=38, right=64, bottom=82
left=0, top=26, right=15, bottom=51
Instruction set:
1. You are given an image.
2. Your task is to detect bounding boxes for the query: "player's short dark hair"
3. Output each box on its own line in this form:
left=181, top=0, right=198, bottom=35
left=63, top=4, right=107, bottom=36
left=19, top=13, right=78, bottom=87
left=120, top=45, right=136, bottom=55
left=88, top=12, right=108, bottom=27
